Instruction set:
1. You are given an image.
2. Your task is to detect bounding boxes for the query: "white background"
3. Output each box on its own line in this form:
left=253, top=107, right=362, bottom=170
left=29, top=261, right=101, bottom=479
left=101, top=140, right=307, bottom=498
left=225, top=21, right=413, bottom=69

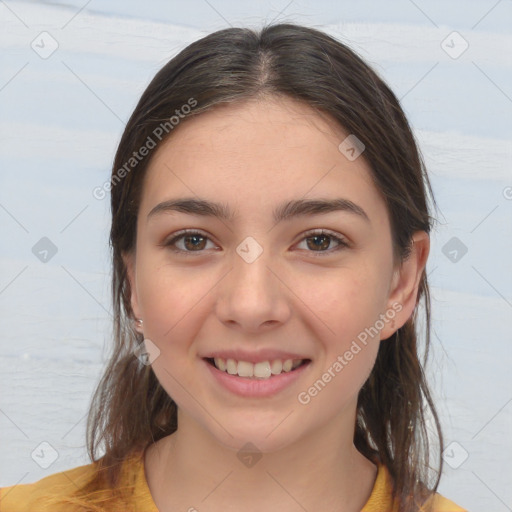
left=1, top=1, right=511, bottom=510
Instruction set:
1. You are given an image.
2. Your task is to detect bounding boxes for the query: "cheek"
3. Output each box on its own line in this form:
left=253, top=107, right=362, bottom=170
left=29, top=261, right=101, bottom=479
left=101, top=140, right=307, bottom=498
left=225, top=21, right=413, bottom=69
left=295, top=271, right=384, bottom=409
left=136, top=258, right=209, bottom=338
left=300, top=265, right=389, bottom=341
left=135, top=263, right=209, bottom=403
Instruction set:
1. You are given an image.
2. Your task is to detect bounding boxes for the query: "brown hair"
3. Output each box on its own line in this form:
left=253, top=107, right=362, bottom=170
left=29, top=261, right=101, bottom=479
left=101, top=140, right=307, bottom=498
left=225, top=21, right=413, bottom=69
left=59, top=22, right=443, bottom=511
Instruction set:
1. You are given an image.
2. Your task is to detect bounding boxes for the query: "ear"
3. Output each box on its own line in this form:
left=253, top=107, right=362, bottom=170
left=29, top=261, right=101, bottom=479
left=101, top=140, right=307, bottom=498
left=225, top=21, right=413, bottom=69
left=122, top=250, right=143, bottom=333
left=380, top=231, right=430, bottom=341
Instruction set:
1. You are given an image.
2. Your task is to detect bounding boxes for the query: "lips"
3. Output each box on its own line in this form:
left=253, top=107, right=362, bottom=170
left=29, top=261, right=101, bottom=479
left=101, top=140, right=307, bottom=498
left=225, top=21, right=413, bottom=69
left=203, top=356, right=312, bottom=398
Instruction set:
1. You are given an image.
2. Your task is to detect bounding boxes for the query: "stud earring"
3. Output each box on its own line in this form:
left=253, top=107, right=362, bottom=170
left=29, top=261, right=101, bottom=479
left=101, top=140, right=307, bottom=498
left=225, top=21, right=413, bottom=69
left=135, top=318, right=143, bottom=330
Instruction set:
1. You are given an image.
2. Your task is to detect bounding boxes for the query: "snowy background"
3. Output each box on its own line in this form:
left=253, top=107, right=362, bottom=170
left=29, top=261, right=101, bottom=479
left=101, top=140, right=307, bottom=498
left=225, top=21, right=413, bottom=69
left=1, top=1, right=511, bottom=510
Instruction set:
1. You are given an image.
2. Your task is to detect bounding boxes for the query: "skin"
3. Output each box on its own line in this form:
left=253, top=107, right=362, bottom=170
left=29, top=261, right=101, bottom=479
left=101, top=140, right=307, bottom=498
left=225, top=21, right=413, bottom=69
left=123, top=96, right=429, bottom=512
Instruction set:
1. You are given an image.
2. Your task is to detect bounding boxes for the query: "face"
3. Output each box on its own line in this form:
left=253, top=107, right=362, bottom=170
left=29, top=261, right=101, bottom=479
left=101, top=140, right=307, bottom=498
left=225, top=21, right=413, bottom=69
left=124, top=96, right=427, bottom=453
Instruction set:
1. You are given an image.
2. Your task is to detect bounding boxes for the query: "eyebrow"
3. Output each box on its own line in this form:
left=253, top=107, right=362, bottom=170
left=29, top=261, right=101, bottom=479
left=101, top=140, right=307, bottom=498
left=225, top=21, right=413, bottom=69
left=147, top=197, right=370, bottom=224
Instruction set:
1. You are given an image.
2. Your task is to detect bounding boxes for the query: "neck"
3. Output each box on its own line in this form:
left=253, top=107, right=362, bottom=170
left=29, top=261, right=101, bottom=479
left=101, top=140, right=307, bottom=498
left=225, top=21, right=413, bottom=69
left=145, top=407, right=378, bottom=512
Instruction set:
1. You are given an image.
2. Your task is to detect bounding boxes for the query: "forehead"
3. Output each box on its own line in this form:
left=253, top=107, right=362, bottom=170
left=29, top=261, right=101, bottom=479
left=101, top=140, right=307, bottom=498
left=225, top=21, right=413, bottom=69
left=139, top=96, right=387, bottom=227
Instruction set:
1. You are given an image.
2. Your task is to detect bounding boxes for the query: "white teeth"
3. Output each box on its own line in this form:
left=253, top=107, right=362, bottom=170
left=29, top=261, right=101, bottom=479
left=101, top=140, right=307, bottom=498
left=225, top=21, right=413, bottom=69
left=291, top=359, right=302, bottom=370
left=254, top=361, right=271, bottom=379
left=270, top=359, right=282, bottom=375
left=237, top=361, right=253, bottom=377
left=214, top=357, right=226, bottom=372
left=211, top=357, right=305, bottom=379
left=226, top=358, right=237, bottom=375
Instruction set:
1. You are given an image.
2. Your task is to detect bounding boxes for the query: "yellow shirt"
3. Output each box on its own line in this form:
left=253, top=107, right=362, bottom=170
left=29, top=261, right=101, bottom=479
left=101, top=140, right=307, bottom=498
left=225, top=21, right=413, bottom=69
left=0, top=451, right=467, bottom=511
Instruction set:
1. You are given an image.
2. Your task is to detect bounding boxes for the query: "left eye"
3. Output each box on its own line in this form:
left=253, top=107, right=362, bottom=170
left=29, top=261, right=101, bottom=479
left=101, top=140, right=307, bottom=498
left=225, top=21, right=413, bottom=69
left=163, top=229, right=348, bottom=256
left=296, top=230, right=349, bottom=255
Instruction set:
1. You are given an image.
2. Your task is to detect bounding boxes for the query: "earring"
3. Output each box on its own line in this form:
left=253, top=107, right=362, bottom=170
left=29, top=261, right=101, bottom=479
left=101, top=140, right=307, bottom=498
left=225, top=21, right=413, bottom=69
left=135, top=318, right=143, bottom=330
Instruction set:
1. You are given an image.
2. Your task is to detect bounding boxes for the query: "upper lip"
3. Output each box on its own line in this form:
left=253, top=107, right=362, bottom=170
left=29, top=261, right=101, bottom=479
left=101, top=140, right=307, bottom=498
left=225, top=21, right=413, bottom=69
left=201, top=349, right=311, bottom=364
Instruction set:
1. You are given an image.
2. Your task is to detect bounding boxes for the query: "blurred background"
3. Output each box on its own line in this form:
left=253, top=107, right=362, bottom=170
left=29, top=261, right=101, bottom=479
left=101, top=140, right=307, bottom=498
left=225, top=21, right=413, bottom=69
left=1, top=1, right=511, bottom=510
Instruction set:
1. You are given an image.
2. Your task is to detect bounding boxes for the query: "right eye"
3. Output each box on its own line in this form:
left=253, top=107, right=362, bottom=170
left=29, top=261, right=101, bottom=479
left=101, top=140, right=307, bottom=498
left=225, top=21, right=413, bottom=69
left=163, top=230, right=218, bottom=255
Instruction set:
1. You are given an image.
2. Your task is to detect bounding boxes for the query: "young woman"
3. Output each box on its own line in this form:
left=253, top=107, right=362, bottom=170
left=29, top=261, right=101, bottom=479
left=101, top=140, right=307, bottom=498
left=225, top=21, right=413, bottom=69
left=0, top=23, right=466, bottom=512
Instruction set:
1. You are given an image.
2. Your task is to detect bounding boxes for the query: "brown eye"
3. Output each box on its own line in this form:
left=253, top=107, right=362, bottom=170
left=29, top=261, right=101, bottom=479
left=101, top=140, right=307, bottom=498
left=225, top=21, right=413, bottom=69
left=306, top=234, right=331, bottom=251
left=181, top=234, right=207, bottom=251
left=297, top=230, right=349, bottom=256
left=163, top=229, right=348, bottom=257
left=164, top=230, right=216, bottom=255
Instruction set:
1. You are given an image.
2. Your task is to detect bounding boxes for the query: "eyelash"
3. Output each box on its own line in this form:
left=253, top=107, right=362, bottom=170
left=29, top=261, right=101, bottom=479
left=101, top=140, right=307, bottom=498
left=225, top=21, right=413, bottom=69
left=162, top=229, right=349, bottom=257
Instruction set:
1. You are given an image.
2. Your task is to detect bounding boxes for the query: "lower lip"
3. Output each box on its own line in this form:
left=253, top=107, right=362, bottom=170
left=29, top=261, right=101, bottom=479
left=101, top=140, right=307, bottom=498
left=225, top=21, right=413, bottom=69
left=203, top=359, right=311, bottom=398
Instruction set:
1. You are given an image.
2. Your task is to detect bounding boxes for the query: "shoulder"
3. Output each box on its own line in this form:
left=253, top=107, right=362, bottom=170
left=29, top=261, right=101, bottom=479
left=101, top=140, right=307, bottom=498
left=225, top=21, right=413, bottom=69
left=0, top=460, right=99, bottom=512
left=0, top=451, right=157, bottom=512
left=363, top=461, right=467, bottom=512
left=424, top=492, right=468, bottom=512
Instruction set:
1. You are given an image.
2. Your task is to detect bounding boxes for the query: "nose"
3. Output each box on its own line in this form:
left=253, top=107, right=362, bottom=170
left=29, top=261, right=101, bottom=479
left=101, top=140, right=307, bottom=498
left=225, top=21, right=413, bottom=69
left=215, top=243, right=291, bottom=333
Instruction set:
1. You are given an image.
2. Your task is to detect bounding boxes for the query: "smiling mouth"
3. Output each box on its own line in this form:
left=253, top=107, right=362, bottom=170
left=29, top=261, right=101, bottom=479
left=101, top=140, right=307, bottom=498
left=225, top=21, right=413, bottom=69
left=204, top=357, right=311, bottom=379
